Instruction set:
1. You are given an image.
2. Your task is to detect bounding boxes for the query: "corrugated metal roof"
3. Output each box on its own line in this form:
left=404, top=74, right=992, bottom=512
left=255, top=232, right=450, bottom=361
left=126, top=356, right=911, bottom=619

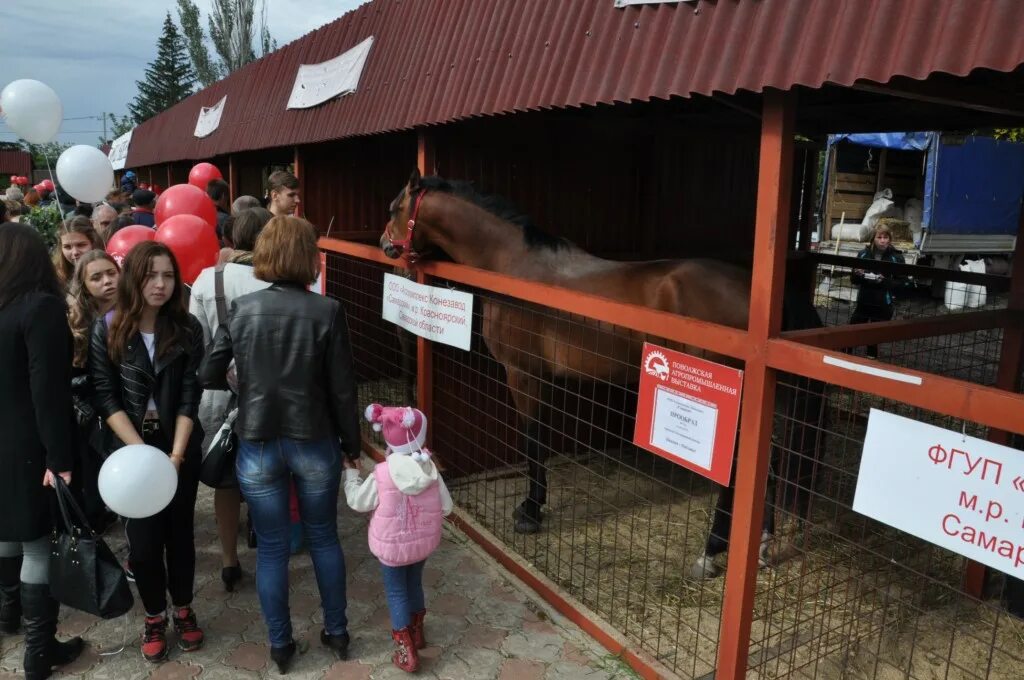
left=0, top=150, right=33, bottom=178
left=126, top=0, right=1024, bottom=167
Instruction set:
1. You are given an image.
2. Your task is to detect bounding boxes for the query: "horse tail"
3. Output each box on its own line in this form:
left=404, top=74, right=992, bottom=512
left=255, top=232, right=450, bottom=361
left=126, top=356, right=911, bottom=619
left=775, top=290, right=829, bottom=520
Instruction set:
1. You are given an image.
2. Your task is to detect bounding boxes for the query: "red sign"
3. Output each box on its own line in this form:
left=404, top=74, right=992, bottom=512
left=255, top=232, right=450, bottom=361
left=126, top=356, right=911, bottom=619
left=633, top=342, right=743, bottom=485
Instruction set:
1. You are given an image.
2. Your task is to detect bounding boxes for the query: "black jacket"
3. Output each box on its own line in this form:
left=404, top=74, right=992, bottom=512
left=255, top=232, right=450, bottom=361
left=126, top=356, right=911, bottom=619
left=88, top=313, right=205, bottom=454
left=851, top=244, right=907, bottom=312
left=199, top=282, right=361, bottom=459
left=0, top=292, right=74, bottom=541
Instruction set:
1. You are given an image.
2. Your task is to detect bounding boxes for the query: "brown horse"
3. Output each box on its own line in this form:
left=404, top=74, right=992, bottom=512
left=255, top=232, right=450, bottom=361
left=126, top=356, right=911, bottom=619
left=381, top=170, right=825, bottom=574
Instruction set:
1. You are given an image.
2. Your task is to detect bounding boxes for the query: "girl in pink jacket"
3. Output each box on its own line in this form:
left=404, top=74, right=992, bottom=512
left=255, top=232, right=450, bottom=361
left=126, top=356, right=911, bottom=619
left=343, top=404, right=452, bottom=673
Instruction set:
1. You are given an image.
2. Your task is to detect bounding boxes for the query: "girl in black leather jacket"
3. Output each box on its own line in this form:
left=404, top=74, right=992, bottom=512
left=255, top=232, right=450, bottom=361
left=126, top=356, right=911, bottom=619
left=88, top=241, right=206, bottom=663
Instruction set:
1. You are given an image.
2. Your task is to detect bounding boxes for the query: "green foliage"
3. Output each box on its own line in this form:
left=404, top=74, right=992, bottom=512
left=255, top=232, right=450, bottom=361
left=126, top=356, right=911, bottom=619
left=176, top=0, right=277, bottom=88
left=128, top=13, right=197, bottom=123
left=993, top=128, right=1024, bottom=143
left=23, top=205, right=62, bottom=248
left=22, top=141, right=73, bottom=169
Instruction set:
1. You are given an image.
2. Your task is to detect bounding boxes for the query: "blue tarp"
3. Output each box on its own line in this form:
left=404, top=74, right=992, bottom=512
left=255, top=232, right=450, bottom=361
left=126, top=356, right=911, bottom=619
left=827, top=132, right=933, bottom=152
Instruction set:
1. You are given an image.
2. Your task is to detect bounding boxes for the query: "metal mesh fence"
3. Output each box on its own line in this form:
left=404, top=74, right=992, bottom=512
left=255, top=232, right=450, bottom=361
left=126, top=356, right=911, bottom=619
left=326, top=248, right=1021, bottom=679
left=746, top=376, right=1024, bottom=680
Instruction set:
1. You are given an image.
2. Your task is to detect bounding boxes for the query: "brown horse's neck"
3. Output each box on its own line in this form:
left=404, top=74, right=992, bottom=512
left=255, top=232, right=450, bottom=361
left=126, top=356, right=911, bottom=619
left=418, top=194, right=600, bottom=281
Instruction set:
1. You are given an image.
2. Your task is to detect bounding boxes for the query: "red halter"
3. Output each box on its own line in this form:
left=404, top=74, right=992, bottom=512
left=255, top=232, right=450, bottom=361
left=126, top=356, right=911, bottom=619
left=385, top=189, right=427, bottom=262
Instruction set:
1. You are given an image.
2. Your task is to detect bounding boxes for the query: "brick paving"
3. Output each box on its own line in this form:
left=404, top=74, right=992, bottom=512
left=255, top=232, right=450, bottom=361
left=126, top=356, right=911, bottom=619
left=0, top=486, right=637, bottom=679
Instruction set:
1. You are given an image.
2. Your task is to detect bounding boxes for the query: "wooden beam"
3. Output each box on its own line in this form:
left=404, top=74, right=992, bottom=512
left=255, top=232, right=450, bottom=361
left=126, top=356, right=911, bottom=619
left=228, top=155, right=237, bottom=204
left=852, top=80, right=1024, bottom=120
left=766, top=339, right=1024, bottom=436
left=717, top=89, right=796, bottom=680
left=781, top=309, right=1023, bottom=350
left=293, top=146, right=303, bottom=218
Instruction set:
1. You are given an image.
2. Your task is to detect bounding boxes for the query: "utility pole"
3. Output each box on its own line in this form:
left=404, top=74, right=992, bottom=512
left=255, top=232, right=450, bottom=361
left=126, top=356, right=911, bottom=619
left=101, top=112, right=107, bottom=145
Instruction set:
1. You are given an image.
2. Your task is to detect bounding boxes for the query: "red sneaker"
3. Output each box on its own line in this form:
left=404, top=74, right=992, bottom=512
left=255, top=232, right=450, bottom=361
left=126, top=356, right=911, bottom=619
left=141, top=615, right=168, bottom=662
left=172, top=607, right=205, bottom=652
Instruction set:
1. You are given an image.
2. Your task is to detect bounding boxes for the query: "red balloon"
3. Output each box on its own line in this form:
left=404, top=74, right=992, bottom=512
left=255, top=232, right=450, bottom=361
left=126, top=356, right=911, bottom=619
left=154, top=183, right=217, bottom=229
left=17, top=176, right=28, bottom=185
left=155, top=214, right=219, bottom=285
left=151, top=183, right=164, bottom=195
left=106, top=226, right=156, bottom=266
left=187, top=162, right=223, bottom=190
left=40, top=178, right=54, bottom=190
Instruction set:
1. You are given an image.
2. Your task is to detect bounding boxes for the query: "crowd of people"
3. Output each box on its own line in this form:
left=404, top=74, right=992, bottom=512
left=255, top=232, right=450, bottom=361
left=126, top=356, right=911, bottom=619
left=0, top=168, right=449, bottom=676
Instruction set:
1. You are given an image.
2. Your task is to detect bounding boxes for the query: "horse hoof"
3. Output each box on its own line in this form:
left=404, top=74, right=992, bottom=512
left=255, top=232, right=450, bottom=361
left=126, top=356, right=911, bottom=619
left=514, top=517, right=542, bottom=534
left=689, top=555, right=721, bottom=579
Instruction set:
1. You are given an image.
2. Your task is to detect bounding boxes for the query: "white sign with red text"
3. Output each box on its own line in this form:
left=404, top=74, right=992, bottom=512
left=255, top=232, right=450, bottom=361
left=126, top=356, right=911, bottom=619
left=382, top=273, right=473, bottom=351
left=854, top=408, right=1024, bottom=577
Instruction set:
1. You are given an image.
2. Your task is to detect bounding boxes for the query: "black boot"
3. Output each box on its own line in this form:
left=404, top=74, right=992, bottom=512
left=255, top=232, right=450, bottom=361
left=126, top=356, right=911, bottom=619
left=0, top=555, right=22, bottom=634
left=21, top=583, right=84, bottom=680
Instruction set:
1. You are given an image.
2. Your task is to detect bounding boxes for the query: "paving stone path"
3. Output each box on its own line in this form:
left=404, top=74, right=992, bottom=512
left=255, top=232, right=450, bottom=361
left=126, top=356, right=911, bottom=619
left=0, top=486, right=638, bottom=679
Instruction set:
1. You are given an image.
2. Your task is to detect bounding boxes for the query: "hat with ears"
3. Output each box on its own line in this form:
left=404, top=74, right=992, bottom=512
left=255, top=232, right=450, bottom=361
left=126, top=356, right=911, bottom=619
left=365, top=404, right=430, bottom=461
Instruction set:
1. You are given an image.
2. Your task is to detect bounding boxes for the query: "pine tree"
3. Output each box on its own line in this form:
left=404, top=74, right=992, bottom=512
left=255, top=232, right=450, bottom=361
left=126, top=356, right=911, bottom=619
left=128, top=13, right=197, bottom=123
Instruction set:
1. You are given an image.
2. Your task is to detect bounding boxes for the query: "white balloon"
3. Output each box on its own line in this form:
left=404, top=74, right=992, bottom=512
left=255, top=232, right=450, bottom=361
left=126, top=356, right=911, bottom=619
left=98, top=445, right=178, bottom=519
left=56, top=145, right=114, bottom=203
left=0, top=79, right=62, bottom=144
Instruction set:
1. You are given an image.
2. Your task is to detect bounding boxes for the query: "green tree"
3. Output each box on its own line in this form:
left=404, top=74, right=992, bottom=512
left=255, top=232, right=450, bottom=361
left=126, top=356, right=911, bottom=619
left=176, top=0, right=277, bottom=88
left=21, top=141, right=72, bottom=169
left=128, top=13, right=197, bottom=123
left=97, top=113, right=135, bottom=146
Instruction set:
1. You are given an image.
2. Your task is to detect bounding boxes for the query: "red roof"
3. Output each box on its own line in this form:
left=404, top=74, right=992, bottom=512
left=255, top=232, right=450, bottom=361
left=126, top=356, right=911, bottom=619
left=126, top=0, right=1024, bottom=167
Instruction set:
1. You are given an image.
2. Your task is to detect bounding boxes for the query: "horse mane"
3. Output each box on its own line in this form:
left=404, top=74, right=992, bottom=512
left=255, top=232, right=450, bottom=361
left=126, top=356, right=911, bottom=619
left=420, top=176, right=569, bottom=251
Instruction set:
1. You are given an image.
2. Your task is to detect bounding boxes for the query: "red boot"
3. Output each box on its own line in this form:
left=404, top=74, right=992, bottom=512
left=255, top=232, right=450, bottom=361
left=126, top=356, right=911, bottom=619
left=391, top=627, right=419, bottom=672
left=410, top=609, right=427, bottom=650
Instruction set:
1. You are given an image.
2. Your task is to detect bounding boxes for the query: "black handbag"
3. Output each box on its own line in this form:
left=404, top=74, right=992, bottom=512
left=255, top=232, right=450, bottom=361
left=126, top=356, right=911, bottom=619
left=48, top=476, right=134, bottom=619
left=200, top=264, right=239, bottom=489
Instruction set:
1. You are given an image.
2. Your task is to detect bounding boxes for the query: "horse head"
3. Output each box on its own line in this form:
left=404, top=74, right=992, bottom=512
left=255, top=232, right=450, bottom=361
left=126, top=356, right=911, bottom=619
left=382, top=168, right=430, bottom=262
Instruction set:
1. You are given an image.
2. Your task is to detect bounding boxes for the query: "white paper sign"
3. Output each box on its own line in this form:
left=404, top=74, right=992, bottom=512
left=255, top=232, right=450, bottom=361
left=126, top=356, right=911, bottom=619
left=854, top=409, right=1024, bottom=578
left=650, top=385, right=718, bottom=470
left=382, top=273, right=473, bottom=351
left=107, top=129, right=133, bottom=170
left=287, top=36, right=374, bottom=110
left=194, top=95, right=227, bottom=138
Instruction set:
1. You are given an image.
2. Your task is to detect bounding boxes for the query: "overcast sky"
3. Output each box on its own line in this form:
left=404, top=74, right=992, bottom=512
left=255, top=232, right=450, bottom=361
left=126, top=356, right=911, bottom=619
left=0, top=0, right=369, bottom=145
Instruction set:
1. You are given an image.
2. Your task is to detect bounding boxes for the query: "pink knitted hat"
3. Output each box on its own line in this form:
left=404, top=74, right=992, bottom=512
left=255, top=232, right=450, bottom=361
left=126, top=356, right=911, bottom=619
left=364, top=403, right=429, bottom=460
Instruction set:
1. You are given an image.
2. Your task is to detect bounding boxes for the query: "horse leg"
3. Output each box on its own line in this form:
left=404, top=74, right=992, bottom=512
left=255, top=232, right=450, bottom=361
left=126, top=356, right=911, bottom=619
left=505, top=368, right=547, bottom=534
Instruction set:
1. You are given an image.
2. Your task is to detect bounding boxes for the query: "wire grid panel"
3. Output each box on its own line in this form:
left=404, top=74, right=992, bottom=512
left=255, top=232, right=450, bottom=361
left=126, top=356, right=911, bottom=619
left=424, top=277, right=739, bottom=678
left=814, top=264, right=1006, bottom=385
left=745, top=372, right=1024, bottom=680
left=326, top=253, right=418, bottom=442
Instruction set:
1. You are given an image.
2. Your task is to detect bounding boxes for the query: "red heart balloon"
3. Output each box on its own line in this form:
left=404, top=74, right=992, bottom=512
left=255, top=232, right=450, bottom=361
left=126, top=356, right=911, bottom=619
left=155, top=214, right=219, bottom=285
left=106, top=225, right=157, bottom=266
left=187, top=162, right=223, bottom=190
left=154, top=183, right=217, bottom=229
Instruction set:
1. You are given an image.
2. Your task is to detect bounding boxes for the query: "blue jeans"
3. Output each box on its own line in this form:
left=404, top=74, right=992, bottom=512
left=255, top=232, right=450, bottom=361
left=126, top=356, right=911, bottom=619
left=237, top=437, right=348, bottom=648
left=380, top=560, right=426, bottom=630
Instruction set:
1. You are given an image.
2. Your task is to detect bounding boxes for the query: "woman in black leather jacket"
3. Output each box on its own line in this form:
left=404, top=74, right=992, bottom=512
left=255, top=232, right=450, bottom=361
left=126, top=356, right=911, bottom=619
left=200, top=215, right=361, bottom=672
left=88, top=241, right=206, bottom=663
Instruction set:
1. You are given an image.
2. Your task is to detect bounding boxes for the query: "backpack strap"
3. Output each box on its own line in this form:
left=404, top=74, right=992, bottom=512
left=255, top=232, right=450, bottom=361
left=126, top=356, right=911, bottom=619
left=214, top=263, right=228, bottom=330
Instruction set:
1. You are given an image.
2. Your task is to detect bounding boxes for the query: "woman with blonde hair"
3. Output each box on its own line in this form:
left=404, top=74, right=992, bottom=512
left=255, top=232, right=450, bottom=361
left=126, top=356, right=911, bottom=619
left=67, top=251, right=121, bottom=530
left=200, top=216, right=360, bottom=672
left=52, top=217, right=104, bottom=289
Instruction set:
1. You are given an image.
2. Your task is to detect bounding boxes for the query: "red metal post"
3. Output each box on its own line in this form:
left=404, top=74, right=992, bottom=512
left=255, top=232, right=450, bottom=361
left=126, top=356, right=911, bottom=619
left=716, top=89, right=796, bottom=680
left=293, top=146, right=304, bottom=218
left=416, top=131, right=436, bottom=443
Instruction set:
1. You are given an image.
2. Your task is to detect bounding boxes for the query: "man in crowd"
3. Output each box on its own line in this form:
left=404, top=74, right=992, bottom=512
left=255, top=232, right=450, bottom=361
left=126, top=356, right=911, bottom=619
left=267, top=170, right=300, bottom=217
left=206, top=179, right=231, bottom=242
left=232, top=195, right=261, bottom=215
left=131, top=189, right=157, bottom=227
left=91, top=203, right=118, bottom=241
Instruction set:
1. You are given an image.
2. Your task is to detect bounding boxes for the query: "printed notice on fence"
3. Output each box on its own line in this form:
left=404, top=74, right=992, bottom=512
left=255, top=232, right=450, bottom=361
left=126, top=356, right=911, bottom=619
left=633, top=343, right=742, bottom=485
left=381, top=273, right=474, bottom=351
left=854, top=409, right=1024, bottom=578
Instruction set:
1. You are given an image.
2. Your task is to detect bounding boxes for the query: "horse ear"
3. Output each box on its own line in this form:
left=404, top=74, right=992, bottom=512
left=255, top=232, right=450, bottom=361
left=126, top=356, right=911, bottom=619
left=408, top=168, right=421, bottom=192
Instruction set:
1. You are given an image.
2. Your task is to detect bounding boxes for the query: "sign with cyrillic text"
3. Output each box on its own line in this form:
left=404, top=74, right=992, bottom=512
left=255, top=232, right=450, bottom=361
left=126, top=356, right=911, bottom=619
left=107, top=129, right=133, bottom=170
left=287, top=36, right=374, bottom=110
left=194, top=95, right=226, bottom=138
left=632, top=343, right=742, bottom=485
left=854, top=409, right=1024, bottom=577
left=382, top=273, right=473, bottom=351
